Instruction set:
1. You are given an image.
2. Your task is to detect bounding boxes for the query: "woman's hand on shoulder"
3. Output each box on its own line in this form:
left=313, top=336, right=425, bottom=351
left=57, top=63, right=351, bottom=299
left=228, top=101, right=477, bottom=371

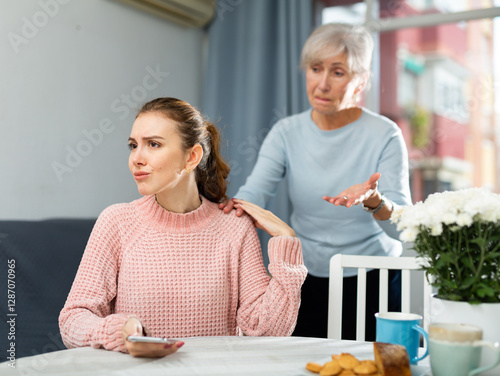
left=122, top=318, right=183, bottom=358
left=233, top=199, right=296, bottom=237
left=218, top=198, right=244, bottom=216
left=323, top=172, right=381, bottom=208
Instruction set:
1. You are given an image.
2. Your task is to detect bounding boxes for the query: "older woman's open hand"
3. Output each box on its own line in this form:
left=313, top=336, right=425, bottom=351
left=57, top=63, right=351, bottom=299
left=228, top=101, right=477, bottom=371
left=233, top=199, right=296, bottom=237
left=323, top=173, right=381, bottom=208
left=122, top=318, right=184, bottom=358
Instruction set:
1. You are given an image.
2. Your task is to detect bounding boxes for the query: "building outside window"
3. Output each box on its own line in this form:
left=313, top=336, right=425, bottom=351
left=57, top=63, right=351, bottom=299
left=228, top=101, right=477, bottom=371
left=321, top=0, right=498, bottom=202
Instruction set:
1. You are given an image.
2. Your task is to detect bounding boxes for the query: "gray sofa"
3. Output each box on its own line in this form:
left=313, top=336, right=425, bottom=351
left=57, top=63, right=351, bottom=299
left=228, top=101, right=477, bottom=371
left=0, top=218, right=96, bottom=359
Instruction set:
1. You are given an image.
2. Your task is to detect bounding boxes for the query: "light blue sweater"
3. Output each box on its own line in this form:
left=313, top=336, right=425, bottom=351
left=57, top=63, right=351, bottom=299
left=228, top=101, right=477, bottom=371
left=235, top=108, right=412, bottom=277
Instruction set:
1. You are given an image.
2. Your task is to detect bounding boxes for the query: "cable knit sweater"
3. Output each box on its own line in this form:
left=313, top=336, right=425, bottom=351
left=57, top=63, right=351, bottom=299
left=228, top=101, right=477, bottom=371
left=59, top=195, right=307, bottom=352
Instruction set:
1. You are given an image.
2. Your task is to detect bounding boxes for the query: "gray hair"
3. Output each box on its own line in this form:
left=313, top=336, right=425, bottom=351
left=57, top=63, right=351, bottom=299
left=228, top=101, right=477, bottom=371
left=300, top=23, right=374, bottom=78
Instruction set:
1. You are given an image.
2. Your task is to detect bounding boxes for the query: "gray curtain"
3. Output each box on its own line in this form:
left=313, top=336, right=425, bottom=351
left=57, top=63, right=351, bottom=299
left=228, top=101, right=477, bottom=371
left=202, top=0, right=313, bottom=263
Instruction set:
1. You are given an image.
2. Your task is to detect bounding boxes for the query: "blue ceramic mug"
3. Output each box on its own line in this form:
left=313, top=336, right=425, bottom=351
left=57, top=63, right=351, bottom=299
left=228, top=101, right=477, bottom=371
left=375, top=312, right=429, bottom=365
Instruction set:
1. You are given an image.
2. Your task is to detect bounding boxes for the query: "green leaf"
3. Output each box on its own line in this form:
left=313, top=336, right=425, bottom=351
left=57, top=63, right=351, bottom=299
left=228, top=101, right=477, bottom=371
left=476, top=285, right=494, bottom=298
left=459, top=276, right=476, bottom=289
left=460, top=258, right=475, bottom=272
left=469, top=238, right=486, bottom=247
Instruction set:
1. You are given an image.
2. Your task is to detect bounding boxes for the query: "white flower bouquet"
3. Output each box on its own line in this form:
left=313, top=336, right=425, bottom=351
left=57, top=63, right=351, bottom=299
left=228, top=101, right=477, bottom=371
left=391, top=188, right=500, bottom=304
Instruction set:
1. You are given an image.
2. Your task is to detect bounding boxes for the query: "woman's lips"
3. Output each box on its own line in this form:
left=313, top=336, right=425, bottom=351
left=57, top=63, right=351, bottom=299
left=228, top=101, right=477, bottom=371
left=315, top=97, right=331, bottom=103
left=133, top=172, right=150, bottom=180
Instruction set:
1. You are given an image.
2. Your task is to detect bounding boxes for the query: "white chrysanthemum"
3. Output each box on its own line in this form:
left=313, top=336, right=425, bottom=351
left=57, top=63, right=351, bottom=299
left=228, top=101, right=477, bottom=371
left=400, top=227, right=418, bottom=242
left=430, top=223, right=443, bottom=236
left=441, top=212, right=457, bottom=225
left=481, top=204, right=500, bottom=222
left=393, top=188, right=500, bottom=242
left=390, top=207, right=404, bottom=223
left=456, top=213, right=473, bottom=227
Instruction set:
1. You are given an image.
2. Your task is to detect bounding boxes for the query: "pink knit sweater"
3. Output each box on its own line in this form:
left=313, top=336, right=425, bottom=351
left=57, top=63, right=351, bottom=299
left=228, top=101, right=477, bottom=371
left=59, top=195, right=307, bottom=352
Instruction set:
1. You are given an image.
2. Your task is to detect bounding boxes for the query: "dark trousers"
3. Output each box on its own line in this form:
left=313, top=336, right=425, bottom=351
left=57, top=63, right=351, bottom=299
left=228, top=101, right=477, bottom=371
left=292, top=270, right=401, bottom=340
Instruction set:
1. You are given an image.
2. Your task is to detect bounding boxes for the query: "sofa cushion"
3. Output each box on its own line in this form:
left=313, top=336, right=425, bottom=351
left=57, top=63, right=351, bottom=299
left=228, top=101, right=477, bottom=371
left=0, top=218, right=95, bottom=359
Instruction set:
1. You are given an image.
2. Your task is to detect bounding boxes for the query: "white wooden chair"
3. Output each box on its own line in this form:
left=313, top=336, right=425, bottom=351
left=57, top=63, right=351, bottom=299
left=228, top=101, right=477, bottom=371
left=327, top=254, right=432, bottom=341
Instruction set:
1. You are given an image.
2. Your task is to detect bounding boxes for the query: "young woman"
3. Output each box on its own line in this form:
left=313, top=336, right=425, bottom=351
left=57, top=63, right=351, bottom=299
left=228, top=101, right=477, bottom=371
left=59, top=97, right=307, bottom=358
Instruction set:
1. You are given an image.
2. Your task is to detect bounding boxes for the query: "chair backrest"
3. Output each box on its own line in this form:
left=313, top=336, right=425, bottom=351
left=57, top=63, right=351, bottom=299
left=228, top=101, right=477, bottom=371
left=327, top=254, right=431, bottom=341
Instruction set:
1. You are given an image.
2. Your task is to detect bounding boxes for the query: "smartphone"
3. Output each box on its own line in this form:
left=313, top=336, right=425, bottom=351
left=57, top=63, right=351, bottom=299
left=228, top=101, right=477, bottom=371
left=127, top=336, right=177, bottom=345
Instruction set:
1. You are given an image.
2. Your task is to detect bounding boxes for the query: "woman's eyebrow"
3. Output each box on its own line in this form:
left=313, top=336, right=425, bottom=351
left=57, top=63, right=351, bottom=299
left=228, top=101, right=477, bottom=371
left=128, top=136, right=165, bottom=142
left=329, top=62, right=347, bottom=67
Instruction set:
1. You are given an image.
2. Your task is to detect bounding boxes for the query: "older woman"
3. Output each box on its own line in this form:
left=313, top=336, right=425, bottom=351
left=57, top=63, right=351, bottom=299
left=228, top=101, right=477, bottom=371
left=221, top=23, right=412, bottom=339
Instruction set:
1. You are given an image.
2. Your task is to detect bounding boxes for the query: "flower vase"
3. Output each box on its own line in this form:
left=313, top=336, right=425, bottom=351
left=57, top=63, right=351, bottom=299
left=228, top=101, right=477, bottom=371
left=430, top=294, right=500, bottom=376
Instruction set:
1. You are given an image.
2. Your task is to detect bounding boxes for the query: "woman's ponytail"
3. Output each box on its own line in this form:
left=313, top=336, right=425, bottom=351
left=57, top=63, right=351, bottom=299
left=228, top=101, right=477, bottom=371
left=196, top=121, right=230, bottom=203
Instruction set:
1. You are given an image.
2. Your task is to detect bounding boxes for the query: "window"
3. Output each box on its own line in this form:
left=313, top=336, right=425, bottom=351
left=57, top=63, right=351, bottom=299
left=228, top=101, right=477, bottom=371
left=399, top=67, right=418, bottom=107
left=322, top=2, right=365, bottom=24
left=432, top=61, right=468, bottom=123
left=320, top=0, right=500, bottom=201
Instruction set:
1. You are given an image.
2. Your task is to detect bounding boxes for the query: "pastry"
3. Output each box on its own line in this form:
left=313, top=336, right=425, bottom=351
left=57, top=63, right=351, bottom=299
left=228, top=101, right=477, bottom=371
left=373, top=342, right=411, bottom=376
